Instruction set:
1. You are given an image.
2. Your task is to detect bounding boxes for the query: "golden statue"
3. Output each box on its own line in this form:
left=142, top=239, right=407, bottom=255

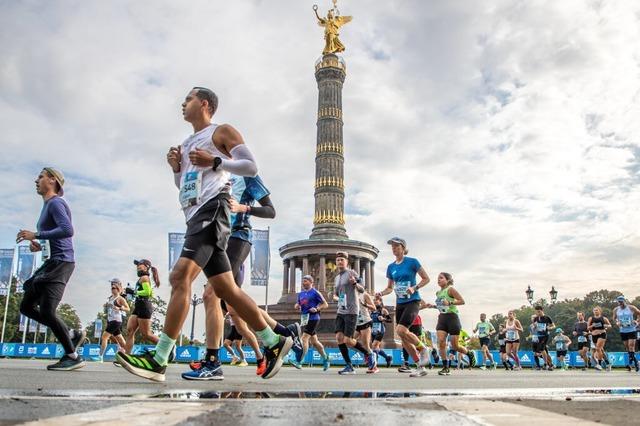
left=313, top=1, right=352, bottom=55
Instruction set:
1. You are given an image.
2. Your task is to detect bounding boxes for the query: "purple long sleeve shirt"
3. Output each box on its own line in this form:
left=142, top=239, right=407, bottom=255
left=37, top=196, right=74, bottom=262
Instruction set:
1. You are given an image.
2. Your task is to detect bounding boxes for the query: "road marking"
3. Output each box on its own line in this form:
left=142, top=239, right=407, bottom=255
left=439, top=399, right=609, bottom=426
left=17, top=401, right=219, bottom=426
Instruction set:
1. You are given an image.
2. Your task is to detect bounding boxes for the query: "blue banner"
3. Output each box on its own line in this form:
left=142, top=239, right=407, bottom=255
left=250, top=229, right=270, bottom=286
left=16, top=246, right=36, bottom=293
left=0, top=249, right=14, bottom=296
left=94, top=318, right=103, bottom=339
left=168, top=233, right=185, bottom=271
left=19, top=314, right=28, bottom=331
left=28, top=319, right=38, bottom=333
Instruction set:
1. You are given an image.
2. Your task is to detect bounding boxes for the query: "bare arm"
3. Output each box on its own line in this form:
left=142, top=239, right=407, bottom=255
left=117, top=296, right=130, bottom=312
left=446, top=286, right=465, bottom=306
left=362, top=293, right=375, bottom=312
left=377, top=278, right=394, bottom=297
left=515, top=320, right=524, bottom=332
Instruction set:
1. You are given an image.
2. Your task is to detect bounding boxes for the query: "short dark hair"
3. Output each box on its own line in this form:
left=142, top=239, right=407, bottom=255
left=336, top=251, right=349, bottom=260
left=534, top=305, right=543, bottom=311
left=193, top=87, right=218, bottom=116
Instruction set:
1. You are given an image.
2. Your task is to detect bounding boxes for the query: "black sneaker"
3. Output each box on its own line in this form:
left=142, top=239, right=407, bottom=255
left=287, top=323, right=304, bottom=363
left=71, top=329, right=87, bottom=351
left=47, top=355, right=86, bottom=371
left=261, top=336, right=293, bottom=379
left=386, top=355, right=392, bottom=368
left=438, top=367, right=450, bottom=376
left=113, top=360, right=122, bottom=368
left=116, top=351, right=166, bottom=382
left=467, top=350, right=476, bottom=368
left=397, top=364, right=412, bottom=373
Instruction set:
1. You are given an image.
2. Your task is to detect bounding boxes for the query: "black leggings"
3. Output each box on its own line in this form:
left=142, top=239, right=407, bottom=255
left=227, top=237, right=252, bottom=286
left=19, top=260, right=75, bottom=354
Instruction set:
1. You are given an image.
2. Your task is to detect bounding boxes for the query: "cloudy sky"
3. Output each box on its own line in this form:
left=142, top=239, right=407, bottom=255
left=1, top=0, right=639, bottom=339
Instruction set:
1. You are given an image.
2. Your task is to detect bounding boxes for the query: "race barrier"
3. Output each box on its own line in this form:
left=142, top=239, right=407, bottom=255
left=0, top=342, right=636, bottom=367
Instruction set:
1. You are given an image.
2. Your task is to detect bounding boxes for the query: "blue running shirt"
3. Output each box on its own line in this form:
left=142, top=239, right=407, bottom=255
left=386, top=257, right=422, bottom=305
left=229, top=175, right=270, bottom=242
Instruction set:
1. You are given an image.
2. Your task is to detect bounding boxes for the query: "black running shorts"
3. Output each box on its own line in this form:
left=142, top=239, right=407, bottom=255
left=534, top=335, right=549, bottom=353
left=132, top=298, right=153, bottom=320
left=372, top=332, right=384, bottom=342
left=593, top=333, right=607, bottom=343
left=225, top=325, right=242, bottom=342
left=395, top=300, right=420, bottom=328
left=105, top=320, right=122, bottom=336
left=556, top=350, right=567, bottom=357
left=620, top=331, right=636, bottom=341
left=436, top=313, right=462, bottom=335
left=335, top=314, right=357, bottom=338
left=578, top=341, right=589, bottom=350
left=356, top=321, right=373, bottom=332
left=180, top=194, right=232, bottom=278
left=479, top=337, right=491, bottom=348
left=303, top=319, right=320, bottom=336
left=499, top=345, right=506, bottom=354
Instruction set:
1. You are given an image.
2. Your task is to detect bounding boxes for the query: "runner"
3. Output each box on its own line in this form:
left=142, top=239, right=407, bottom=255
left=455, top=329, right=471, bottom=370
left=588, top=306, right=612, bottom=371
left=377, top=237, right=431, bottom=377
left=124, top=259, right=160, bottom=355
left=473, top=313, right=496, bottom=370
left=612, top=295, right=640, bottom=372
left=424, top=272, right=476, bottom=376
left=17, top=167, right=86, bottom=371
left=532, top=306, right=555, bottom=371
left=117, top=87, right=292, bottom=382
left=370, top=295, right=393, bottom=368
left=552, top=328, right=571, bottom=370
left=355, top=288, right=378, bottom=373
left=222, top=313, right=247, bottom=366
left=505, top=310, right=522, bottom=369
left=496, top=325, right=512, bottom=370
left=333, top=251, right=376, bottom=374
left=572, top=312, right=590, bottom=370
left=293, top=275, right=330, bottom=370
left=99, top=279, right=129, bottom=361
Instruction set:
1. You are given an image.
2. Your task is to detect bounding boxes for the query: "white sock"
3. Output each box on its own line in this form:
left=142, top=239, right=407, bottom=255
left=67, top=352, right=78, bottom=360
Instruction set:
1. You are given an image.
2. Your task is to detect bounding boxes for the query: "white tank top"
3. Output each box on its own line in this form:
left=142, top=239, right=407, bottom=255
left=178, top=123, right=231, bottom=221
left=107, top=296, right=123, bottom=322
left=356, top=293, right=372, bottom=325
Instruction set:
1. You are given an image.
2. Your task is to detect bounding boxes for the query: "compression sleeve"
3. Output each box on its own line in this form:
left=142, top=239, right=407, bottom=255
left=136, top=281, right=153, bottom=297
left=38, top=199, right=74, bottom=240
left=220, top=144, right=258, bottom=177
left=248, top=195, right=275, bottom=219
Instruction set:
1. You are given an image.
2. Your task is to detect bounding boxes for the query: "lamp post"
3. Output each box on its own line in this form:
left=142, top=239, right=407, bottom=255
left=525, top=285, right=534, bottom=305
left=189, top=293, right=203, bottom=345
left=525, top=285, right=559, bottom=306
left=549, top=286, right=558, bottom=304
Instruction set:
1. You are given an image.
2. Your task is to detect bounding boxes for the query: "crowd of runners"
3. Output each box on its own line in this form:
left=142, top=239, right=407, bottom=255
left=14, top=87, right=640, bottom=381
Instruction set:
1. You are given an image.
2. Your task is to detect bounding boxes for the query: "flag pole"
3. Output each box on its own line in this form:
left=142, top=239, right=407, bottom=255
left=0, top=246, right=17, bottom=344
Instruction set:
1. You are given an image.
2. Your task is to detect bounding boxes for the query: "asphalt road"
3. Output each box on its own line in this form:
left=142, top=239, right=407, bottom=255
left=1, top=359, right=639, bottom=425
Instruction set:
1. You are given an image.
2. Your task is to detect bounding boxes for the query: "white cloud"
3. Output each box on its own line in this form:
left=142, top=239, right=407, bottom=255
left=0, top=0, right=638, bottom=337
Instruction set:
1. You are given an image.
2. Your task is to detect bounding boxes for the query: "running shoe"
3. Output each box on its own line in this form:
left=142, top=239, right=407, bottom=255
left=626, top=365, right=632, bottom=372
left=492, top=363, right=498, bottom=370
left=230, top=356, right=240, bottom=366
left=116, top=351, right=166, bottom=382
left=323, top=356, right=331, bottom=371
left=418, top=347, right=430, bottom=367
left=182, top=360, right=224, bottom=381
left=635, top=363, right=639, bottom=373
left=385, top=355, right=392, bottom=368
left=47, top=355, right=86, bottom=371
left=287, top=323, right=304, bottom=363
left=113, top=360, right=122, bottom=368
left=189, top=359, right=205, bottom=371
left=261, top=335, right=294, bottom=379
left=288, top=355, right=302, bottom=370
left=594, top=364, right=602, bottom=371
left=606, top=364, right=612, bottom=372
left=410, top=366, right=428, bottom=377
left=398, top=364, right=412, bottom=373
left=256, top=357, right=267, bottom=376
left=467, top=350, right=476, bottom=368
left=338, top=365, right=356, bottom=375
left=71, top=329, right=87, bottom=351
left=237, top=359, right=249, bottom=367
left=479, top=365, right=486, bottom=370
left=366, top=353, right=377, bottom=371
left=437, top=367, right=450, bottom=376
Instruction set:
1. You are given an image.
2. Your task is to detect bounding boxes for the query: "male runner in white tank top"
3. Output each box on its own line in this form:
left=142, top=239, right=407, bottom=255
left=117, top=87, right=292, bottom=382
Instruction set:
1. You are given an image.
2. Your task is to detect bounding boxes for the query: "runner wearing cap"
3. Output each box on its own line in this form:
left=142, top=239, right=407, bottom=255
left=333, top=251, right=376, bottom=374
left=99, top=279, right=129, bottom=361
left=294, top=275, right=330, bottom=370
left=17, top=167, right=86, bottom=371
left=552, top=328, right=571, bottom=370
left=612, top=296, right=640, bottom=372
left=377, top=237, right=431, bottom=377
left=123, top=259, right=160, bottom=354
left=117, top=87, right=291, bottom=382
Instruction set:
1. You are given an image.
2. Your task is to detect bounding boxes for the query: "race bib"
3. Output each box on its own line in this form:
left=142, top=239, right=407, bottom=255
left=179, top=171, right=202, bottom=208
left=300, top=313, right=309, bottom=326
left=536, top=322, right=547, bottom=332
left=498, top=338, right=505, bottom=346
left=620, top=315, right=632, bottom=328
left=555, top=341, right=564, bottom=350
left=506, top=330, right=517, bottom=340
left=578, top=335, right=587, bottom=343
left=435, top=297, right=447, bottom=313
left=531, top=334, right=539, bottom=343
left=395, top=281, right=410, bottom=298
left=372, top=322, right=382, bottom=333
left=40, top=240, right=50, bottom=261
left=338, top=294, right=346, bottom=309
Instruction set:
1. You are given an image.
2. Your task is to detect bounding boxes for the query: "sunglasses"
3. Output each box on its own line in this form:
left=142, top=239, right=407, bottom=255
left=111, top=287, right=118, bottom=290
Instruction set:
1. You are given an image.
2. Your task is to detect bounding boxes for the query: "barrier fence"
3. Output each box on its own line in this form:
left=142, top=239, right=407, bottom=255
left=0, top=343, right=634, bottom=367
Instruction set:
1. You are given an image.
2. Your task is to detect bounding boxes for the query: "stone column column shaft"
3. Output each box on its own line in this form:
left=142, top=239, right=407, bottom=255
left=319, top=255, right=326, bottom=292
left=282, top=261, right=289, bottom=296
left=289, top=258, right=296, bottom=294
left=365, top=261, right=372, bottom=294
left=302, top=257, right=310, bottom=276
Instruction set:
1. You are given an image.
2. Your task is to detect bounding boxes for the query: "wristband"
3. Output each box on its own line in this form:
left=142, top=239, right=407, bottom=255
left=212, top=156, right=222, bottom=171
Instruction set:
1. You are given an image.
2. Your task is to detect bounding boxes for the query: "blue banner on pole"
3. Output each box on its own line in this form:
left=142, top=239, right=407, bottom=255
left=250, top=229, right=270, bottom=286
left=19, top=314, right=28, bottom=332
left=0, top=249, right=14, bottom=296
left=94, top=318, right=103, bottom=339
left=16, top=246, right=36, bottom=293
left=168, top=233, right=185, bottom=271
left=28, top=319, right=38, bottom=333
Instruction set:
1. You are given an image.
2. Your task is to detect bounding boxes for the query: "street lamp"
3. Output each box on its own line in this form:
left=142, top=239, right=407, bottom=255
left=189, top=293, right=204, bottom=345
left=525, top=285, right=534, bottom=305
left=549, top=286, right=558, bottom=304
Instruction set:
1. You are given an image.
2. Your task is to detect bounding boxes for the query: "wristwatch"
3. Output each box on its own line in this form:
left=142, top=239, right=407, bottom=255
left=212, top=156, right=222, bottom=171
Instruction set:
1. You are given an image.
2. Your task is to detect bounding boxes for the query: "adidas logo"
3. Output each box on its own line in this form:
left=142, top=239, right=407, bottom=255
left=106, top=348, right=115, bottom=355
left=41, top=347, right=50, bottom=355
left=180, top=349, right=191, bottom=357
left=520, top=354, right=531, bottom=362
